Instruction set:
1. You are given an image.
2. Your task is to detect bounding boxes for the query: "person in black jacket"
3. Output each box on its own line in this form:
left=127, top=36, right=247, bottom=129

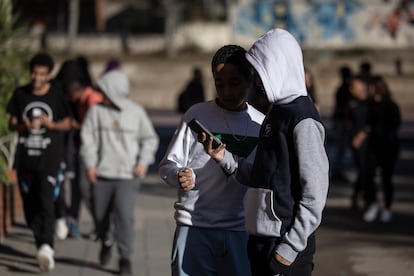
left=347, top=74, right=371, bottom=211
left=177, top=67, right=205, bottom=113
left=363, top=76, right=401, bottom=223
left=331, top=66, right=353, bottom=181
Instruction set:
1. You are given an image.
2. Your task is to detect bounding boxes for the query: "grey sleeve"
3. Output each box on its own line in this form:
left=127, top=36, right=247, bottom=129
left=218, top=150, right=238, bottom=174
left=276, top=118, right=330, bottom=263
left=80, top=107, right=99, bottom=168
left=218, top=148, right=256, bottom=186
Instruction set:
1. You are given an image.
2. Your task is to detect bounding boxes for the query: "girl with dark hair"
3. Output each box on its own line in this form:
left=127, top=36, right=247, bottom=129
left=363, top=76, right=401, bottom=223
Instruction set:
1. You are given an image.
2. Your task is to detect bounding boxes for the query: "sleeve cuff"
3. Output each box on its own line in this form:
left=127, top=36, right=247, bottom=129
left=218, top=150, right=238, bottom=174
left=275, top=242, right=299, bottom=263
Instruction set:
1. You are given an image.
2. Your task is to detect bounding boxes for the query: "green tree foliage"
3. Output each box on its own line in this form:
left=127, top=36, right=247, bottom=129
left=0, top=0, right=29, bottom=183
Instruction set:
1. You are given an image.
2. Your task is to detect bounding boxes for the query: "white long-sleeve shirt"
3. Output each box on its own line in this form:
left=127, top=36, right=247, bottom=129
left=158, top=100, right=264, bottom=230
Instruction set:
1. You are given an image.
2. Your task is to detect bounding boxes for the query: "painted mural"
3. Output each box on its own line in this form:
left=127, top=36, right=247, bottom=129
left=235, top=0, right=414, bottom=48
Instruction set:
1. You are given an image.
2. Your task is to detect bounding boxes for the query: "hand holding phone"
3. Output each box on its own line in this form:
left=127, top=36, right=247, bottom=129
left=188, top=119, right=222, bottom=149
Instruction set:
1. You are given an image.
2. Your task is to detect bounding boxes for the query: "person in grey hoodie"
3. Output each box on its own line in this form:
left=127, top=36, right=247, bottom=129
left=81, top=70, right=159, bottom=275
left=245, top=28, right=329, bottom=276
left=199, top=29, right=329, bottom=276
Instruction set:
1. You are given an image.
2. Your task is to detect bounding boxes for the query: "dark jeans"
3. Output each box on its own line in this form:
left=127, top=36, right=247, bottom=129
left=17, top=169, right=56, bottom=249
left=67, top=154, right=82, bottom=220
left=248, top=234, right=315, bottom=276
left=365, top=145, right=399, bottom=208
left=351, top=140, right=371, bottom=207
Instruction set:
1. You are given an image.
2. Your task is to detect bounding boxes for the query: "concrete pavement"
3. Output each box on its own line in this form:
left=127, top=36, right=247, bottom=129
left=0, top=111, right=413, bottom=276
left=0, top=173, right=176, bottom=276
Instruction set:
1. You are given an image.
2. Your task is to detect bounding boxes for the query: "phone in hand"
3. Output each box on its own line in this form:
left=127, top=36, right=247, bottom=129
left=188, top=119, right=222, bottom=149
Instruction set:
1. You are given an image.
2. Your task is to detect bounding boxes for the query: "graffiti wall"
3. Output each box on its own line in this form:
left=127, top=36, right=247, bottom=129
left=235, top=0, right=414, bottom=48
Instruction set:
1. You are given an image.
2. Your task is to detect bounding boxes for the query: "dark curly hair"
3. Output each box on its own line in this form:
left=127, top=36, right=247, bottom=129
left=29, top=52, right=54, bottom=73
left=211, top=45, right=251, bottom=80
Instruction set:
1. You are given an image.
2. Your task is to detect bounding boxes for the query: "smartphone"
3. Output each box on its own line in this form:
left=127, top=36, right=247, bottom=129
left=188, top=119, right=222, bottom=149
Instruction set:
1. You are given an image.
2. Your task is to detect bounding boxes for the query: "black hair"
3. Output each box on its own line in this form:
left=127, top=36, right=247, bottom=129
left=211, top=45, right=251, bottom=80
left=351, top=74, right=368, bottom=83
left=359, top=61, right=371, bottom=74
left=76, top=55, right=93, bottom=86
left=340, top=66, right=352, bottom=80
left=55, top=59, right=91, bottom=96
left=29, top=52, right=54, bottom=73
left=55, top=59, right=85, bottom=84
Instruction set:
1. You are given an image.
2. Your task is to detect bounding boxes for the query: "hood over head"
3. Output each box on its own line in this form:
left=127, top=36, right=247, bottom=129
left=246, top=28, right=307, bottom=104
left=96, top=70, right=130, bottom=108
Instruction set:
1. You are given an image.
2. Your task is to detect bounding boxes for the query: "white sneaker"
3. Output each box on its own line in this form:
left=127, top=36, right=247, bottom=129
left=37, top=244, right=55, bottom=272
left=55, top=218, right=68, bottom=240
left=381, top=209, right=392, bottom=223
left=363, top=203, right=380, bottom=222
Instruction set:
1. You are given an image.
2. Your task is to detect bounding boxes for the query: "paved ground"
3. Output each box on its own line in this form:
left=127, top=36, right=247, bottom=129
left=0, top=111, right=413, bottom=276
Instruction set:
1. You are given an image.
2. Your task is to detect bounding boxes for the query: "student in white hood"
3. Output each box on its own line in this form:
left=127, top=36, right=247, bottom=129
left=199, top=29, right=329, bottom=275
left=81, top=70, right=159, bottom=275
left=244, top=28, right=329, bottom=276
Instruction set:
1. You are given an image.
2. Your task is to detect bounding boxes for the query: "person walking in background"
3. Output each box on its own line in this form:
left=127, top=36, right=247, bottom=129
left=358, top=61, right=372, bottom=84
left=363, top=76, right=401, bottom=223
left=243, top=28, right=329, bottom=276
left=55, top=58, right=104, bottom=239
left=177, top=66, right=205, bottom=113
left=159, top=45, right=264, bottom=276
left=81, top=70, right=159, bottom=275
left=53, top=59, right=81, bottom=241
left=332, top=65, right=353, bottom=181
left=347, top=74, right=371, bottom=211
left=6, top=52, right=71, bottom=272
left=102, top=57, right=121, bottom=75
left=75, top=55, right=94, bottom=86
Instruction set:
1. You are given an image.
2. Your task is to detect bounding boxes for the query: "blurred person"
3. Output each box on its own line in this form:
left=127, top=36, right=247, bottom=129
left=358, top=61, right=372, bottom=84
left=348, top=75, right=371, bottom=211
left=331, top=65, right=353, bottom=181
left=6, top=52, right=71, bottom=272
left=102, top=58, right=121, bottom=75
left=55, top=59, right=104, bottom=239
left=242, top=28, right=329, bottom=276
left=53, top=59, right=81, bottom=240
left=159, top=45, right=264, bottom=276
left=81, top=70, right=159, bottom=275
left=304, top=66, right=318, bottom=106
left=363, top=76, right=401, bottom=223
left=177, top=66, right=205, bottom=113
left=75, top=55, right=93, bottom=86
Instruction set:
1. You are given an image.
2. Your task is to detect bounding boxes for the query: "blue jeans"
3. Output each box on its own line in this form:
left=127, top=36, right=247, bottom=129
left=171, top=225, right=251, bottom=276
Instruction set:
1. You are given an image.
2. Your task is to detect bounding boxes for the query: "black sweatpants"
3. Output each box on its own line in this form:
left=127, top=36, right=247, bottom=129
left=17, top=169, right=56, bottom=249
left=248, top=234, right=315, bottom=276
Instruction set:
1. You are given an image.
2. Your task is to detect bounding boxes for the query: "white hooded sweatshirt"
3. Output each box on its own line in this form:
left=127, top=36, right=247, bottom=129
left=244, top=29, right=329, bottom=263
left=246, top=28, right=308, bottom=104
